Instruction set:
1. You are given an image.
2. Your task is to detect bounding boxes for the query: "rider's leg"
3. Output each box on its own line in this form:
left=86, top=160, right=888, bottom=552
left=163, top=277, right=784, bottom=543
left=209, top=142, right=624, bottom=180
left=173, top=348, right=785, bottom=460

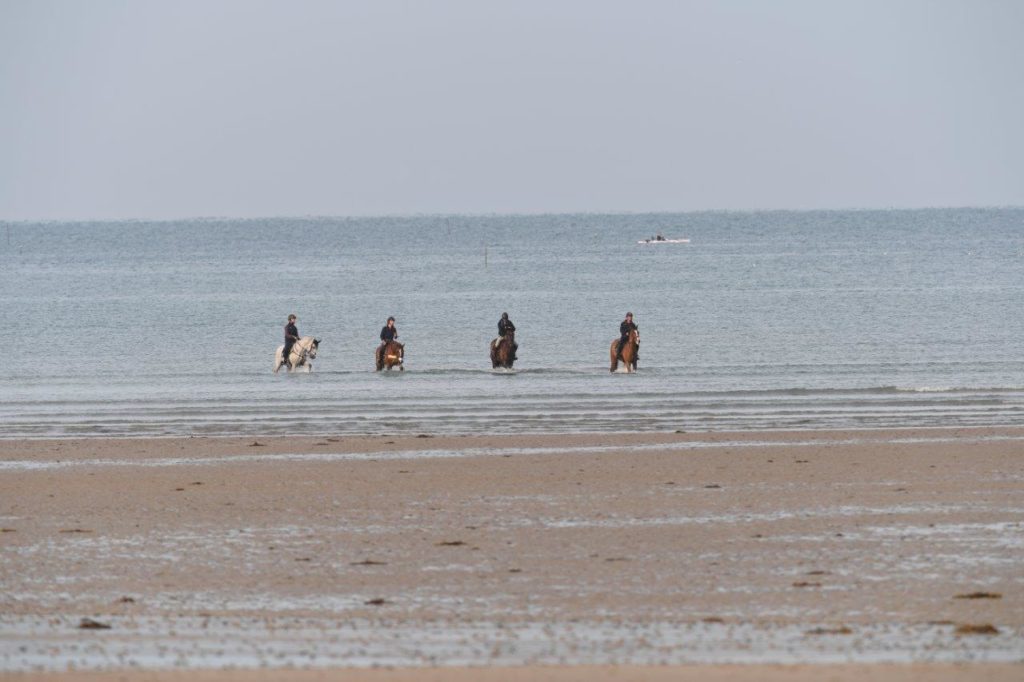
left=616, top=338, right=626, bottom=359
left=283, top=344, right=294, bottom=367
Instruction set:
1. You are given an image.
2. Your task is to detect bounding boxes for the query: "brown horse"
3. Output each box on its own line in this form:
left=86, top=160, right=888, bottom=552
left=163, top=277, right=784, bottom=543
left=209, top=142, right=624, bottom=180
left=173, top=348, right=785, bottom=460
left=490, top=330, right=516, bottom=369
left=609, top=329, right=639, bottom=373
left=376, top=340, right=404, bottom=371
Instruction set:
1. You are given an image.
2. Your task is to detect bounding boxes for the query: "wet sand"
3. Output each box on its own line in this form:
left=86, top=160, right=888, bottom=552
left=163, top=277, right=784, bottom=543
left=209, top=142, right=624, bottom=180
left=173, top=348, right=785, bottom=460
left=3, top=663, right=1023, bottom=682
left=1, top=428, right=1023, bottom=679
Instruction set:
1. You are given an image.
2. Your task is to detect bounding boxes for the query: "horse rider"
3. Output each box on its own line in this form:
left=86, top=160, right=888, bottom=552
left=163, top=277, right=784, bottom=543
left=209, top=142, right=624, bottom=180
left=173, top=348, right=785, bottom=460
left=497, top=312, right=518, bottom=360
left=283, top=314, right=300, bottom=368
left=378, top=316, right=398, bottom=366
left=617, top=312, right=638, bottom=364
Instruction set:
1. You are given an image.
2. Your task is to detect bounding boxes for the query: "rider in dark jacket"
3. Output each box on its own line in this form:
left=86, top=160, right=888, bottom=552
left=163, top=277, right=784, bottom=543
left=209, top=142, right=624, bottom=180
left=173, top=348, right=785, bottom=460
left=283, top=314, right=299, bottom=367
left=617, top=312, right=637, bottom=363
left=377, top=317, right=398, bottom=367
left=380, top=317, right=398, bottom=343
left=497, top=312, right=517, bottom=359
left=498, top=312, right=515, bottom=337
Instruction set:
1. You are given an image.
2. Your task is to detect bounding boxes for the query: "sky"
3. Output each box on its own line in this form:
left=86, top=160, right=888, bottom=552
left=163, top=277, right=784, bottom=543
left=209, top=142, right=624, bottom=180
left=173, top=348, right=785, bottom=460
left=1, top=0, right=1022, bottom=221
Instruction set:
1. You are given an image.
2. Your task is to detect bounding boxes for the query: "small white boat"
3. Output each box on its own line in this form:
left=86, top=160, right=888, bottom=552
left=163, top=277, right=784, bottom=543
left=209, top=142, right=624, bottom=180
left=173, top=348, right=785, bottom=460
left=638, top=237, right=690, bottom=244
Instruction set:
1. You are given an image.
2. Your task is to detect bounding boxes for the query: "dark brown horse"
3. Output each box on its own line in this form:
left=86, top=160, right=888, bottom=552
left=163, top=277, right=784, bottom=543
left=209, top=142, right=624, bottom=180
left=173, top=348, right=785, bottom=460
left=376, top=340, right=404, bottom=371
left=609, top=328, right=639, bottom=373
left=490, top=330, right=516, bottom=369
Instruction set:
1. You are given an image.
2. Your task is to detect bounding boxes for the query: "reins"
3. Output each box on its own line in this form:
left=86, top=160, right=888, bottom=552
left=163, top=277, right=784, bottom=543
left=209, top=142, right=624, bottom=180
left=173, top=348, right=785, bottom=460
left=285, top=337, right=311, bottom=365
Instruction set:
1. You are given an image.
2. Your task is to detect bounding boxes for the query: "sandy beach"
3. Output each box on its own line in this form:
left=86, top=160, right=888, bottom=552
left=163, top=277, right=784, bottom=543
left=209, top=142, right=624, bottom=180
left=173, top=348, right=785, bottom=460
left=2, top=428, right=1023, bottom=680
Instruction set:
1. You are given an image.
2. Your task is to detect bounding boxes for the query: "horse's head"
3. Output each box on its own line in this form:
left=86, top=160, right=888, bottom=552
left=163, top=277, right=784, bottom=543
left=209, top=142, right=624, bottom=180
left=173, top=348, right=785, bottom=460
left=308, top=338, right=320, bottom=358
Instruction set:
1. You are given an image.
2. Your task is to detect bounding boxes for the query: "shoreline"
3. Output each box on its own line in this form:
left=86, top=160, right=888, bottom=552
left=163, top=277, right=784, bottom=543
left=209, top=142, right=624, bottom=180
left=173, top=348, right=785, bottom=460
left=4, top=422, right=1023, bottom=450
left=4, top=664, right=1024, bottom=682
left=2, top=427, right=1022, bottom=678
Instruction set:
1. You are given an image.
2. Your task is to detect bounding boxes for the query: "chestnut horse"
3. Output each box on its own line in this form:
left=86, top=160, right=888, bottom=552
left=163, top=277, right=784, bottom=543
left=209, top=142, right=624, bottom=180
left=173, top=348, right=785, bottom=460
left=273, top=336, right=319, bottom=374
left=376, top=340, right=404, bottom=371
left=609, top=329, right=639, bottom=373
left=490, top=330, right=516, bottom=369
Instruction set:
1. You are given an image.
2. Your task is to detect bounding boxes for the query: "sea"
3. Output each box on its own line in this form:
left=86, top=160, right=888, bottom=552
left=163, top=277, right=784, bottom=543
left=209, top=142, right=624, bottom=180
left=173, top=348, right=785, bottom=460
left=1, top=208, right=1022, bottom=438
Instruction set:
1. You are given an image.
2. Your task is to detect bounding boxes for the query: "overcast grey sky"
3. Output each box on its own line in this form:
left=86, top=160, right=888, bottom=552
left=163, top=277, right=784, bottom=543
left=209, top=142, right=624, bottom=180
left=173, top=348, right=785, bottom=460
left=1, top=0, right=1022, bottom=220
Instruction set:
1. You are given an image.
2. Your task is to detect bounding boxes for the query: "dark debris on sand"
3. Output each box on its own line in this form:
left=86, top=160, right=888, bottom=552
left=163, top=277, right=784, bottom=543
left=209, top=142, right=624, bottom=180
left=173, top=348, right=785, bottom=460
left=955, top=623, right=1000, bottom=635
left=955, top=591, right=1002, bottom=599
left=806, top=626, right=853, bottom=636
left=78, top=618, right=111, bottom=630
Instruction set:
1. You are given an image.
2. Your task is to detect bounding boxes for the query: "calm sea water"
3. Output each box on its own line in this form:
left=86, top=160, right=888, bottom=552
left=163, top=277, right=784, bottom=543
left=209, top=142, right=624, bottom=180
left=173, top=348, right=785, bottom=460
left=1, top=209, right=1022, bottom=437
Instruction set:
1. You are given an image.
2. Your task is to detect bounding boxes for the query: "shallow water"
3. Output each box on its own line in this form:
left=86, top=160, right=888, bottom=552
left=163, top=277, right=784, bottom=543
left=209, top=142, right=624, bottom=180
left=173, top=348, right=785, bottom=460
left=2, top=615, right=1021, bottom=671
left=2, top=208, right=1022, bottom=436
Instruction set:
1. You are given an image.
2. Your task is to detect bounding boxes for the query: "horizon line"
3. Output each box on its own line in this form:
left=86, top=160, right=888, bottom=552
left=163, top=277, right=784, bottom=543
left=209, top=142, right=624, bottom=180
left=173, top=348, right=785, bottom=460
left=2, top=204, right=1023, bottom=225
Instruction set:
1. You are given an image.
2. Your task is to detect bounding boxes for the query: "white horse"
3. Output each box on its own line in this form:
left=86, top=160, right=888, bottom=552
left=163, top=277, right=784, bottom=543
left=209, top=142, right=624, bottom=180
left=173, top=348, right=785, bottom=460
left=273, top=336, right=320, bottom=374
